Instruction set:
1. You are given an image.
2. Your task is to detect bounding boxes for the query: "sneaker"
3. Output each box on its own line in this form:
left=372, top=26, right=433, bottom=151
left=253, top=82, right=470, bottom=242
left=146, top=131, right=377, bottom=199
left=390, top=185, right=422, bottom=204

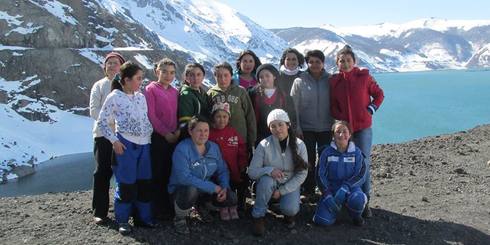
left=284, top=215, right=296, bottom=229
left=93, top=216, right=106, bottom=225
left=219, top=207, right=231, bottom=221
left=118, top=223, right=132, bottom=235
left=174, top=218, right=190, bottom=235
left=252, top=217, right=265, bottom=236
left=353, top=216, right=365, bottom=226
left=229, top=206, right=239, bottom=220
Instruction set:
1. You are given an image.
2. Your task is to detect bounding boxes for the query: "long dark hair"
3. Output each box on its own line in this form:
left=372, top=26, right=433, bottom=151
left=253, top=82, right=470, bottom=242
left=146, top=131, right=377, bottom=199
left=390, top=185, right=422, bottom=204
left=111, top=62, right=142, bottom=91
left=280, top=48, right=305, bottom=68
left=287, top=125, right=308, bottom=172
left=236, top=50, right=262, bottom=75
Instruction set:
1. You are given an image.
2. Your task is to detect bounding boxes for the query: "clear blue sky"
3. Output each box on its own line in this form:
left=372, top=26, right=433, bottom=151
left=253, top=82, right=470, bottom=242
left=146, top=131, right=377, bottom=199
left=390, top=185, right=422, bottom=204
left=219, top=0, right=490, bottom=28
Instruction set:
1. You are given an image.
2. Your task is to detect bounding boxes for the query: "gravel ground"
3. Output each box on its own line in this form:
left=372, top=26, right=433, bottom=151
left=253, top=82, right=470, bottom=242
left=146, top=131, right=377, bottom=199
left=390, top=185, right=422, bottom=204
left=1, top=125, right=490, bottom=244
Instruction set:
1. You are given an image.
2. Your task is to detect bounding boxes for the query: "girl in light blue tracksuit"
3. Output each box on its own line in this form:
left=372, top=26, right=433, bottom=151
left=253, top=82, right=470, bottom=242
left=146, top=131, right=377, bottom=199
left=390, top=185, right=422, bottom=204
left=313, top=120, right=368, bottom=226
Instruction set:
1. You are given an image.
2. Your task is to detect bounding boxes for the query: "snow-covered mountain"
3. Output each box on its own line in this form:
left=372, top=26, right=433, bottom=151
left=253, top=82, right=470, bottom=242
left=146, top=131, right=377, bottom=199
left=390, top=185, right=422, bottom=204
left=0, top=0, right=287, bottom=180
left=272, top=18, right=490, bottom=72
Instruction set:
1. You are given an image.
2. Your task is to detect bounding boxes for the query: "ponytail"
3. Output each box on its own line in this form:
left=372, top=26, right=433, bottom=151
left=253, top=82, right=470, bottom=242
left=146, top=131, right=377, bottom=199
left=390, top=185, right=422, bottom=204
left=287, top=126, right=307, bottom=172
left=111, top=74, right=123, bottom=91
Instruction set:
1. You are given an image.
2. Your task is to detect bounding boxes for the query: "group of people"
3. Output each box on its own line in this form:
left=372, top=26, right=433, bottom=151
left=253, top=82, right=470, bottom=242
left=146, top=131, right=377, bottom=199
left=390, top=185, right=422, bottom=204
left=88, top=46, right=384, bottom=236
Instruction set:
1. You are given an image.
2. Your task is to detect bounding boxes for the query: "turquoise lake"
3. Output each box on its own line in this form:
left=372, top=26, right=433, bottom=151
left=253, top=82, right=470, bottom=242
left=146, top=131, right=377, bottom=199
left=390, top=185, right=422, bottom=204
left=372, top=69, right=490, bottom=144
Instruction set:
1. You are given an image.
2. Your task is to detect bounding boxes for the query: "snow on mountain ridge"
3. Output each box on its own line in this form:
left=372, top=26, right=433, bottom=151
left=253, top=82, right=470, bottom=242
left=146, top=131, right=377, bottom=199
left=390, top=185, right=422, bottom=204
left=333, top=18, right=490, bottom=38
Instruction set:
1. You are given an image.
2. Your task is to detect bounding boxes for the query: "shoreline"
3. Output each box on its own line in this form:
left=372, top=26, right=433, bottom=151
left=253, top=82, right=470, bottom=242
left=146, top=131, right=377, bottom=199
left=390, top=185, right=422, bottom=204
left=1, top=124, right=489, bottom=244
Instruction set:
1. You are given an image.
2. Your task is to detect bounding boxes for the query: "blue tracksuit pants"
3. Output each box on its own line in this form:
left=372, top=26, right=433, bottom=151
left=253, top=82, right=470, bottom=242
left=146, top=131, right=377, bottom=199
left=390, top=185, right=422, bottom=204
left=112, top=135, right=152, bottom=224
left=313, top=186, right=367, bottom=226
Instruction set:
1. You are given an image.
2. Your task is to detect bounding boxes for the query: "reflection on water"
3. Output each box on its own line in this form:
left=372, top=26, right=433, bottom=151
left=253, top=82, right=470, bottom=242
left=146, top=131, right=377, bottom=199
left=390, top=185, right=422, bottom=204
left=0, top=153, right=96, bottom=197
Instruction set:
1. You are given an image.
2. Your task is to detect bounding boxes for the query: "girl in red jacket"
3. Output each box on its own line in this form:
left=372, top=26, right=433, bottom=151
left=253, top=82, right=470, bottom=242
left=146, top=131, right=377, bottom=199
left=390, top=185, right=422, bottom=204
left=208, top=102, right=248, bottom=220
left=329, top=45, right=384, bottom=218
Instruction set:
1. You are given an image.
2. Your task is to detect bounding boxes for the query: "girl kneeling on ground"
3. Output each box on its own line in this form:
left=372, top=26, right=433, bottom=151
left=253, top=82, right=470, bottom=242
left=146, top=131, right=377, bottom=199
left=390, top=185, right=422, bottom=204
left=313, top=120, right=368, bottom=226
left=98, top=62, right=155, bottom=235
left=168, top=116, right=237, bottom=234
left=248, top=109, right=308, bottom=236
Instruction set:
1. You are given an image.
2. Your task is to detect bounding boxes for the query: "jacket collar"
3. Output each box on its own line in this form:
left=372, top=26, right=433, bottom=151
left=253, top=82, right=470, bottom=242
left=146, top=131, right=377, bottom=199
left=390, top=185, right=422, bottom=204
left=330, top=141, right=356, bottom=153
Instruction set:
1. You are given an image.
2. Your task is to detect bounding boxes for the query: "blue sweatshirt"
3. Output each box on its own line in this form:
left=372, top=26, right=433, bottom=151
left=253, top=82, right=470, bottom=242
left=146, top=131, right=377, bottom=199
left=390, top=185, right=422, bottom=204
left=316, top=141, right=367, bottom=195
left=168, top=138, right=230, bottom=194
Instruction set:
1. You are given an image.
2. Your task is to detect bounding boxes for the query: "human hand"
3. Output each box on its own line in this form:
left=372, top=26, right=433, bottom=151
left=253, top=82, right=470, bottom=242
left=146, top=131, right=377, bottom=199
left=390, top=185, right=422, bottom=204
left=270, top=169, right=284, bottom=180
left=113, top=141, right=126, bottom=155
left=334, top=185, right=349, bottom=205
left=217, top=187, right=227, bottom=202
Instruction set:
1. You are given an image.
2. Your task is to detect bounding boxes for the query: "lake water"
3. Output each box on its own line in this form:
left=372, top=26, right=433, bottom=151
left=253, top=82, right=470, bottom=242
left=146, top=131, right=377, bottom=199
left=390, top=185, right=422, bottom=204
left=373, top=69, right=490, bottom=144
left=1, top=69, right=489, bottom=196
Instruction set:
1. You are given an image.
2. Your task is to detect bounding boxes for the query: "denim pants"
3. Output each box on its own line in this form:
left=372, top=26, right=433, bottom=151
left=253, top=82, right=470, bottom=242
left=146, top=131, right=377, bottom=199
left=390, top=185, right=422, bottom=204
left=252, top=176, right=301, bottom=218
left=352, top=127, right=372, bottom=198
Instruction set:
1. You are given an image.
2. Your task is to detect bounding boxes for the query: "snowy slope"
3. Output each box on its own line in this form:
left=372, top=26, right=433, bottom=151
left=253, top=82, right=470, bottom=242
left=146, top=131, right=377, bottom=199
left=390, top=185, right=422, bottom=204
left=0, top=76, right=92, bottom=180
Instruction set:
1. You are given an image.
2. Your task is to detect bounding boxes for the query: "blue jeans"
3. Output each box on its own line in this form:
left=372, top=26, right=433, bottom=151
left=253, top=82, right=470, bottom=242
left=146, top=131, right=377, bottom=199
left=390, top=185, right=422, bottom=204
left=352, top=127, right=372, bottom=198
left=252, top=176, right=301, bottom=218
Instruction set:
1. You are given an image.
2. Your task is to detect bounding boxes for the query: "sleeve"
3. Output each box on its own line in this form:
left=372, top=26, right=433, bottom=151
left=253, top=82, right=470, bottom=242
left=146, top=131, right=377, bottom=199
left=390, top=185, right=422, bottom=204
left=343, top=150, right=367, bottom=189
left=247, top=143, right=274, bottom=180
left=89, top=82, right=102, bottom=120
left=145, top=87, right=168, bottom=136
left=178, top=92, right=196, bottom=128
left=316, top=149, right=331, bottom=195
left=368, top=75, right=384, bottom=110
left=172, top=146, right=217, bottom=194
left=215, top=147, right=231, bottom=190
left=97, top=94, right=118, bottom=143
left=277, top=141, right=308, bottom=195
left=290, top=78, right=302, bottom=135
left=236, top=132, right=249, bottom=170
left=242, top=90, right=257, bottom=149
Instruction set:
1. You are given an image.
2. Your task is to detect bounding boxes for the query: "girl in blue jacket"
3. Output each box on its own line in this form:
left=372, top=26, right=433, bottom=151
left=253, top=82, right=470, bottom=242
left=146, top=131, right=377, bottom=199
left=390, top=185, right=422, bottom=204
left=313, top=120, right=368, bottom=226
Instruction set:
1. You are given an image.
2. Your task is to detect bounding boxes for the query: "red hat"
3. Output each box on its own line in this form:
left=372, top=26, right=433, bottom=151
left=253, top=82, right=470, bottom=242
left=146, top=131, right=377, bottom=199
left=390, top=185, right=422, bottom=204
left=103, top=52, right=125, bottom=69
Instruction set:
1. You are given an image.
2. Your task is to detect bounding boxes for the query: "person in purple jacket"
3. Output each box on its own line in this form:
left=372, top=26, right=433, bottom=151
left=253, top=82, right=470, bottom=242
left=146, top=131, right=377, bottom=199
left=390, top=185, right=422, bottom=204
left=144, top=58, right=181, bottom=220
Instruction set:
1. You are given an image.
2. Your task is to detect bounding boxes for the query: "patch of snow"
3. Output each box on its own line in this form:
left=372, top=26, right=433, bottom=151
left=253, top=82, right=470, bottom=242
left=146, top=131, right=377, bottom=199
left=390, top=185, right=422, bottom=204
left=133, top=54, right=153, bottom=70
left=29, top=0, right=78, bottom=25
left=78, top=48, right=104, bottom=65
left=0, top=45, right=32, bottom=51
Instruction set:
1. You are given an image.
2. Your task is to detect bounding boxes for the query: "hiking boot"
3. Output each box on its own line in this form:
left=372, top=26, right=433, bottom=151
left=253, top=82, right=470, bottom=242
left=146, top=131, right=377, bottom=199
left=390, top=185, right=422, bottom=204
left=362, top=204, right=373, bottom=218
left=353, top=216, right=365, bottom=226
left=118, top=223, right=132, bottom=235
left=197, top=206, right=214, bottom=223
left=174, top=218, right=190, bottom=235
left=252, top=217, right=265, bottom=236
left=284, top=215, right=296, bottom=229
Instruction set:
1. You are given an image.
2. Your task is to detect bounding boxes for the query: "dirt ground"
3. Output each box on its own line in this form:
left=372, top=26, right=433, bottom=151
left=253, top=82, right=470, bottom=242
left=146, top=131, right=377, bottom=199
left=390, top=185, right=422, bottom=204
left=1, top=125, right=489, bottom=244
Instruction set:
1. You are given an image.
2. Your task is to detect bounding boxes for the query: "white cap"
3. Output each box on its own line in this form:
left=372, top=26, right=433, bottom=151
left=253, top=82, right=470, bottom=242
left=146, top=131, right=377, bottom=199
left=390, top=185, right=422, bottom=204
left=267, top=109, right=290, bottom=126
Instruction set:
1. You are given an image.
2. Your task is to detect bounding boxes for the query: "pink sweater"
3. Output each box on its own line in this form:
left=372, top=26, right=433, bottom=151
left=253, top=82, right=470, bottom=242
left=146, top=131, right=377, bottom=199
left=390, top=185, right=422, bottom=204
left=145, top=81, right=179, bottom=136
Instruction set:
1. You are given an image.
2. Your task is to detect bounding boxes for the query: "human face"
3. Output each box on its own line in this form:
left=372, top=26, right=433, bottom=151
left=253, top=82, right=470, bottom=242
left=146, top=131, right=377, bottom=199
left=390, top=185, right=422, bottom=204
left=337, top=54, right=355, bottom=72
left=258, top=69, right=275, bottom=89
left=284, top=52, right=299, bottom=70
left=124, top=70, right=144, bottom=93
left=215, top=68, right=232, bottom=90
left=213, top=110, right=230, bottom=130
left=105, top=57, right=122, bottom=79
left=307, top=56, right=324, bottom=75
left=239, top=54, right=255, bottom=75
left=186, top=67, right=204, bottom=90
left=155, top=64, right=175, bottom=87
left=269, top=120, right=289, bottom=141
left=333, top=124, right=351, bottom=150
left=189, top=122, right=209, bottom=146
